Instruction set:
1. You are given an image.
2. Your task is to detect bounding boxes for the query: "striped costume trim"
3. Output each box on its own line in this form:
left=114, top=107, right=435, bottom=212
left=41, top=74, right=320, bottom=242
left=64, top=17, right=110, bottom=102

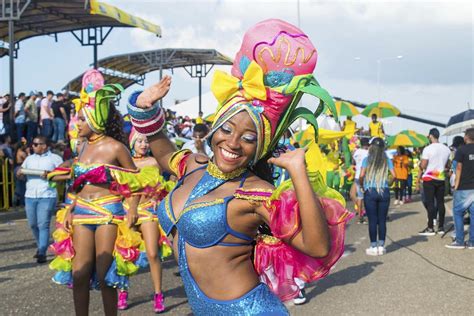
left=234, top=188, right=273, bottom=202
left=66, top=193, right=124, bottom=225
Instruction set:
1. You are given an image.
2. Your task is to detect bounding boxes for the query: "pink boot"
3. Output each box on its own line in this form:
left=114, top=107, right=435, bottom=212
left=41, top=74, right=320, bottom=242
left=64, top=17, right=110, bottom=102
left=117, top=290, right=128, bottom=310
left=154, top=292, right=165, bottom=313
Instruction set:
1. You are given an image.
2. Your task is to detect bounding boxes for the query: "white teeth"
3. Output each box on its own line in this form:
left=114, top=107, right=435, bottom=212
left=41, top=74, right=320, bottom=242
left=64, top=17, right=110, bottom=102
left=221, top=148, right=239, bottom=159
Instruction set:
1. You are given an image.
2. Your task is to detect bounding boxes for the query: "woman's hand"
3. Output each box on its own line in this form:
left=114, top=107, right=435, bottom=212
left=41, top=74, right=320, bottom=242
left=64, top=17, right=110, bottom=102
left=267, top=148, right=306, bottom=175
left=64, top=210, right=73, bottom=233
left=126, top=208, right=139, bottom=228
left=136, top=76, right=172, bottom=109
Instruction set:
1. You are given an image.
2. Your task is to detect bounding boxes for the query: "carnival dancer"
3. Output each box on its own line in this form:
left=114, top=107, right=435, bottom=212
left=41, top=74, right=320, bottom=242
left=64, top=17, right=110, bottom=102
left=127, top=19, right=353, bottom=315
left=48, top=70, right=152, bottom=316
left=117, top=128, right=173, bottom=312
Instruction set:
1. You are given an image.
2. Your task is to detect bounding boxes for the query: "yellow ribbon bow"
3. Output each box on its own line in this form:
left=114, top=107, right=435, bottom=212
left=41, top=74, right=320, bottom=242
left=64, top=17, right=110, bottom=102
left=211, top=61, right=267, bottom=105
left=80, top=88, right=91, bottom=108
left=71, top=89, right=91, bottom=113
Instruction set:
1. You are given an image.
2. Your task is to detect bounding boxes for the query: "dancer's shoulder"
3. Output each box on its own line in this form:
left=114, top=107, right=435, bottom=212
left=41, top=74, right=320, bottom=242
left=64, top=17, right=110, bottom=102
left=168, top=149, right=208, bottom=178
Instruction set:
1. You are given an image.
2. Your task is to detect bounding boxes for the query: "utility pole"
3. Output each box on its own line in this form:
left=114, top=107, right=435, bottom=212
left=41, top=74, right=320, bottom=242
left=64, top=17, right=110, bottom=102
left=1, top=0, right=31, bottom=121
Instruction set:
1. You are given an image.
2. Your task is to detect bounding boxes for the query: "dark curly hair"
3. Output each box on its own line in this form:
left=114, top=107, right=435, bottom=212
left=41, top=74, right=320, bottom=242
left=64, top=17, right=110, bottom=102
left=105, top=103, right=128, bottom=147
left=250, top=155, right=275, bottom=184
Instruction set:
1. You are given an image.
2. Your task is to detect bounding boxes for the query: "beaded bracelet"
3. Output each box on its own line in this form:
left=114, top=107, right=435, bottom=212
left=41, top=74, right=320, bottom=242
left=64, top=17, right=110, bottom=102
left=127, top=91, right=160, bottom=121
left=131, top=109, right=165, bottom=136
left=127, top=91, right=166, bottom=136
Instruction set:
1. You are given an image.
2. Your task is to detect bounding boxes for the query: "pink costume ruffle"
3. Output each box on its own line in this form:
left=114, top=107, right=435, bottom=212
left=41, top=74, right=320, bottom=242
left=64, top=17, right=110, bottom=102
left=254, top=189, right=353, bottom=301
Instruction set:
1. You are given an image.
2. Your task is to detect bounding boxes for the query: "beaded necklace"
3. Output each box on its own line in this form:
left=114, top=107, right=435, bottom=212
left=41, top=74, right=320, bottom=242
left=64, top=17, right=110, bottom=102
left=87, top=134, right=105, bottom=145
left=206, top=161, right=246, bottom=180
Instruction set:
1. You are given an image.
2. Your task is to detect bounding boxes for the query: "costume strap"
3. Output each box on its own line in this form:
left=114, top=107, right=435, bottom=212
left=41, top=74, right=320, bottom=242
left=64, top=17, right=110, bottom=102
left=233, top=188, right=273, bottom=202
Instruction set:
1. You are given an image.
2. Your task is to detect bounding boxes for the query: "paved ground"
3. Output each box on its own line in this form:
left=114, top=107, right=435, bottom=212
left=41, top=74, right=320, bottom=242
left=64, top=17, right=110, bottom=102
left=0, top=197, right=472, bottom=315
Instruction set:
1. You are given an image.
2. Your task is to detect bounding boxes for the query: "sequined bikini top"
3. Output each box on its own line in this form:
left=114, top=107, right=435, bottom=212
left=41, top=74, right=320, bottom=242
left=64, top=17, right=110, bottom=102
left=71, top=161, right=114, bottom=191
left=70, top=161, right=144, bottom=196
left=157, top=165, right=256, bottom=248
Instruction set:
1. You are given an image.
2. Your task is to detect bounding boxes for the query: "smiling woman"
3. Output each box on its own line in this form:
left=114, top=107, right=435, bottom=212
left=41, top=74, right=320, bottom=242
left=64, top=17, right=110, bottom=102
left=127, top=19, right=353, bottom=315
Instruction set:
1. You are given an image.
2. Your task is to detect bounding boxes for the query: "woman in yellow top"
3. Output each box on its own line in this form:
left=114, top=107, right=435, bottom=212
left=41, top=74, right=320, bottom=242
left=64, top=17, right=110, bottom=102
left=369, top=114, right=385, bottom=138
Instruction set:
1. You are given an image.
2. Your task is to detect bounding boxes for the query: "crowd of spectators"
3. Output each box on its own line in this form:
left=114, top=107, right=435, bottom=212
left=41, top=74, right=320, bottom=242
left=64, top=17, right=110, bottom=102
left=2, top=94, right=472, bottom=251
left=0, top=95, right=212, bottom=208
left=1, top=91, right=73, bottom=144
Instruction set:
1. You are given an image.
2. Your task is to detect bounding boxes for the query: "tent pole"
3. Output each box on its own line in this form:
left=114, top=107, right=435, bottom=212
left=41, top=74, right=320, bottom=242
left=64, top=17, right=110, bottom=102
left=198, top=76, right=202, bottom=114
left=8, top=19, right=15, bottom=122
left=93, top=43, right=98, bottom=69
left=159, top=64, right=163, bottom=107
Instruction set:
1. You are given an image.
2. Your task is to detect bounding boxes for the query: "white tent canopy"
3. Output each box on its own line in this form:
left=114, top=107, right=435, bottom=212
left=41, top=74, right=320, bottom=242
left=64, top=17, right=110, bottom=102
left=166, top=92, right=217, bottom=118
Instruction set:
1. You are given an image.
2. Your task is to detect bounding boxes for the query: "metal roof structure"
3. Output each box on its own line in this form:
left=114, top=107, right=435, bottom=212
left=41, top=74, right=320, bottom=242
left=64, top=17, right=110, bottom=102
left=0, top=0, right=161, bottom=58
left=64, top=48, right=233, bottom=92
left=1, top=0, right=161, bottom=122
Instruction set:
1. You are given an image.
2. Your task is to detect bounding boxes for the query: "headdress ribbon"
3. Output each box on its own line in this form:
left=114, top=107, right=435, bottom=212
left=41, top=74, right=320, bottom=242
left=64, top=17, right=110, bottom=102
left=211, top=61, right=267, bottom=105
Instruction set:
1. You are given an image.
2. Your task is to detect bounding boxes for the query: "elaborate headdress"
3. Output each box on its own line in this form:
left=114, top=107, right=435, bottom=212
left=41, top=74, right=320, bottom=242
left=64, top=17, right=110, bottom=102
left=209, top=19, right=337, bottom=164
left=68, top=114, right=81, bottom=156
left=72, top=69, right=124, bottom=134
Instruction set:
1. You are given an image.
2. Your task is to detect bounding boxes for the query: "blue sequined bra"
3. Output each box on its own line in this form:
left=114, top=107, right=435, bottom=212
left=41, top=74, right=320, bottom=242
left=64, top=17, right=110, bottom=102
left=157, top=165, right=254, bottom=248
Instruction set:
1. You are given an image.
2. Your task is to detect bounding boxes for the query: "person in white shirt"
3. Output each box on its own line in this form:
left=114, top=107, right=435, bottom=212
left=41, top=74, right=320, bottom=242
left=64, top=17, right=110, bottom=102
left=351, top=137, right=369, bottom=223
left=17, top=135, right=63, bottom=263
left=418, top=128, right=451, bottom=236
left=40, top=90, right=54, bottom=139
left=182, top=123, right=213, bottom=158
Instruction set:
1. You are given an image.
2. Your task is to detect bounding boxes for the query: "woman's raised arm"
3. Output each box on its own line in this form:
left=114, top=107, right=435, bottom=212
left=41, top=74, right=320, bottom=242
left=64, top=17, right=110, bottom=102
left=129, top=76, right=177, bottom=174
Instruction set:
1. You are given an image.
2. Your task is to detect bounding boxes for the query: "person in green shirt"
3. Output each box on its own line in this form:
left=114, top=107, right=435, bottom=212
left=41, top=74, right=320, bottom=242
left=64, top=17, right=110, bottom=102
left=25, top=91, right=39, bottom=143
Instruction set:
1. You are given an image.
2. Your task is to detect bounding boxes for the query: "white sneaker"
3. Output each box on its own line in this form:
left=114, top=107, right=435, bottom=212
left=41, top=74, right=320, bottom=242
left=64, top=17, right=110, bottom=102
left=365, top=247, right=378, bottom=256
left=399, top=200, right=404, bottom=205
left=293, top=289, right=307, bottom=305
left=394, top=200, right=399, bottom=205
left=377, top=246, right=386, bottom=255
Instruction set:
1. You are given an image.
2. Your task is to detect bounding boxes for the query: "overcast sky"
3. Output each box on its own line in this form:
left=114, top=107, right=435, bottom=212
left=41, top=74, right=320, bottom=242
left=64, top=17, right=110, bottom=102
left=1, top=0, right=472, bottom=136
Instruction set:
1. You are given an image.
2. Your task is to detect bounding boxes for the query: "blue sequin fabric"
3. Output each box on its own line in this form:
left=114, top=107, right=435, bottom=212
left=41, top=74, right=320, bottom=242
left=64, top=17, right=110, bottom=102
left=157, top=166, right=254, bottom=247
left=156, top=166, right=288, bottom=315
left=178, top=235, right=288, bottom=315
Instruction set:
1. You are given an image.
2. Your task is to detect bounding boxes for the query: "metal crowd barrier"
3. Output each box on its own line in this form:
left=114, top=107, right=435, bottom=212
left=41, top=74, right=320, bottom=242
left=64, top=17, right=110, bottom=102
left=0, top=157, right=15, bottom=210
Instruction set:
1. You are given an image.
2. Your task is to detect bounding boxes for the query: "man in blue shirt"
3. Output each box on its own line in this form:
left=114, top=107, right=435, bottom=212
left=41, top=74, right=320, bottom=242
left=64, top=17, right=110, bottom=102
left=17, top=136, right=63, bottom=263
